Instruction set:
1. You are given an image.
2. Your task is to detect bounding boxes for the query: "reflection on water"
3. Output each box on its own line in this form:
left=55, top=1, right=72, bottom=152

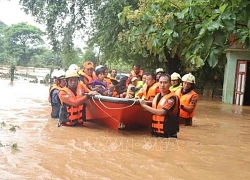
left=0, top=79, right=250, bottom=180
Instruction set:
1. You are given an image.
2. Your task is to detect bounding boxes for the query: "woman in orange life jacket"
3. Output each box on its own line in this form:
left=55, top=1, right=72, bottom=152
left=58, top=69, right=98, bottom=126
left=78, top=61, right=97, bottom=90
left=139, top=74, right=180, bottom=138
left=49, top=69, right=66, bottom=118
left=175, top=73, right=199, bottom=126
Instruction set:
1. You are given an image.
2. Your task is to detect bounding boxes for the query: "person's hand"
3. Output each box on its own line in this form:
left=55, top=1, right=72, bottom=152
left=88, top=91, right=99, bottom=96
left=138, top=99, right=146, bottom=107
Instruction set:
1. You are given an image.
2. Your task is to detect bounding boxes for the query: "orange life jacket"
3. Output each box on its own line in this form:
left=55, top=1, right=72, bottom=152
left=59, top=85, right=84, bottom=126
left=152, top=92, right=180, bottom=135
left=104, top=77, right=112, bottom=86
left=175, top=89, right=198, bottom=118
left=142, top=82, right=160, bottom=101
left=78, top=70, right=97, bottom=89
left=129, top=70, right=144, bottom=77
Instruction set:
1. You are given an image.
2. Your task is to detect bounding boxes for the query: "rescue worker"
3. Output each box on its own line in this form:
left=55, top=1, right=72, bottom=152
left=127, top=64, right=143, bottom=85
left=136, top=73, right=160, bottom=101
left=175, top=73, right=199, bottom=126
left=170, top=72, right=182, bottom=92
left=49, top=69, right=66, bottom=118
left=139, top=74, right=180, bottom=138
left=78, top=61, right=97, bottom=90
left=58, top=69, right=98, bottom=126
left=155, top=68, right=165, bottom=82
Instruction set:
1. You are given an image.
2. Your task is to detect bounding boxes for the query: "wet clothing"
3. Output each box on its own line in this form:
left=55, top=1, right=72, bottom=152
left=151, top=92, right=180, bottom=138
left=92, top=79, right=109, bottom=96
left=175, top=88, right=199, bottom=126
left=58, top=83, right=89, bottom=126
left=49, top=84, right=62, bottom=118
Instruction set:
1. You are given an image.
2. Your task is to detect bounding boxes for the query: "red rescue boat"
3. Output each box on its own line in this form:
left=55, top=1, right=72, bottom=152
left=86, top=95, right=152, bottom=130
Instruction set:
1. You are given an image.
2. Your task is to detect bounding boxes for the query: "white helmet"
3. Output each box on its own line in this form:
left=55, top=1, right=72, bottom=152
left=171, top=72, right=181, bottom=80
left=95, top=65, right=105, bottom=71
left=68, top=64, right=80, bottom=71
left=51, top=70, right=58, bottom=79
left=65, top=69, right=80, bottom=78
left=182, top=73, right=196, bottom=84
left=155, top=68, right=165, bottom=74
left=55, top=69, right=65, bottom=79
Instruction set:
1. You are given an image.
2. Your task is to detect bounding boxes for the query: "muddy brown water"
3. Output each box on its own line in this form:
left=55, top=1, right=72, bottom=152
left=0, top=79, right=250, bottom=180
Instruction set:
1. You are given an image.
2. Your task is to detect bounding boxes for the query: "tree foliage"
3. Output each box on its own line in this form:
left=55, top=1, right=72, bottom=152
left=3, top=22, right=45, bottom=66
left=119, top=0, right=250, bottom=69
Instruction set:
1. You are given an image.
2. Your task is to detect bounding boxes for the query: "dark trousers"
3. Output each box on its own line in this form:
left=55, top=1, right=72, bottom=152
left=179, top=117, right=192, bottom=126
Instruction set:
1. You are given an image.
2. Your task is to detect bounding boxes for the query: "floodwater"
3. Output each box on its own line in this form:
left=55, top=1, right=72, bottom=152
left=0, top=79, right=250, bottom=180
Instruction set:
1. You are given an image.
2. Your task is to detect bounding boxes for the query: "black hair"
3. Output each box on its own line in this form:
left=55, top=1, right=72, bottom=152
left=95, top=67, right=107, bottom=76
left=147, top=73, right=156, bottom=80
left=159, top=73, right=171, bottom=82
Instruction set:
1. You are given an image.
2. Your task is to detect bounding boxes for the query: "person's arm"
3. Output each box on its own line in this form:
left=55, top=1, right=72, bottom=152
left=181, top=94, right=198, bottom=113
left=59, top=91, right=89, bottom=107
left=139, top=96, right=176, bottom=116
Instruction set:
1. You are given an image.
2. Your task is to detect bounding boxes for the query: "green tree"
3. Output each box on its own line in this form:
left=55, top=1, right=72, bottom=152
left=0, top=21, right=7, bottom=64
left=119, top=0, right=250, bottom=72
left=3, top=22, right=44, bottom=66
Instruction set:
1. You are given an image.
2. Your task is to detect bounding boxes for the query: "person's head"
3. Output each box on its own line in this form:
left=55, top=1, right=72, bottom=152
left=56, top=69, right=66, bottom=88
left=52, top=69, right=66, bottom=87
left=83, top=61, right=94, bottom=76
left=110, top=69, right=117, bottom=78
left=95, top=67, right=107, bottom=81
left=146, top=73, right=156, bottom=87
left=155, top=68, right=165, bottom=82
left=158, top=74, right=171, bottom=94
left=142, top=73, right=148, bottom=84
left=133, top=65, right=141, bottom=75
left=65, top=69, right=80, bottom=90
left=181, top=73, right=195, bottom=90
left=171, top=72, right=181, bottom=87
left=136, top=74, right=142, bottom=81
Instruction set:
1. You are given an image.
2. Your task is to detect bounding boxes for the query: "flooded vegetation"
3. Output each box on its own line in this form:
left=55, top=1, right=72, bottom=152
left=0, top=71, right=250, bottom=179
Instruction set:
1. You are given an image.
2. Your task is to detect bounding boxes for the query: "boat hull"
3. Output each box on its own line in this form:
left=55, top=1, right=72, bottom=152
left=86, top=95, right=152, bottom=130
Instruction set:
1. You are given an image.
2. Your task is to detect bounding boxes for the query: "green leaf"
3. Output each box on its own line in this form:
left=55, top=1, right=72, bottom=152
left=219, top=4, right=228, bottom=13
left=247, top=20, right=250, bottom=29
left=162, top=29, right=173, bottom=36
left=203, top=34, right=213, bottom=50
left=207, top=49, right=220, bottom=68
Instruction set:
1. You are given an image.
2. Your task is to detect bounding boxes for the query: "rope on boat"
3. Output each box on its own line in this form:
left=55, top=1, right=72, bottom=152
left=95, top=95, right=137, bottom=110
left=90, top=95, right=126, bottom=129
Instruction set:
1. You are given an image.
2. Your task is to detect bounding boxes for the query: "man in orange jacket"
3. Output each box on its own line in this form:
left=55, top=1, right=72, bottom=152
left=175, top=73, right=199, bottom=126
left=58, top=69, right=98, bottom=126
left=139, top=74, right=180, bottom=138
left=78, top=61, right=97, bottom=90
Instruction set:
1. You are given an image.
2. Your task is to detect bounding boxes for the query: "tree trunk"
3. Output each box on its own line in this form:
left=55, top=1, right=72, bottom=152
left=164, top=52, right=181, bottom=75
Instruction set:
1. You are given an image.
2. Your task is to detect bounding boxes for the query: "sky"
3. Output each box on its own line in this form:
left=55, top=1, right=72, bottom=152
left=0, top=0, right=86, bottom=49
left=0, top=0, right=44, bottom=29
